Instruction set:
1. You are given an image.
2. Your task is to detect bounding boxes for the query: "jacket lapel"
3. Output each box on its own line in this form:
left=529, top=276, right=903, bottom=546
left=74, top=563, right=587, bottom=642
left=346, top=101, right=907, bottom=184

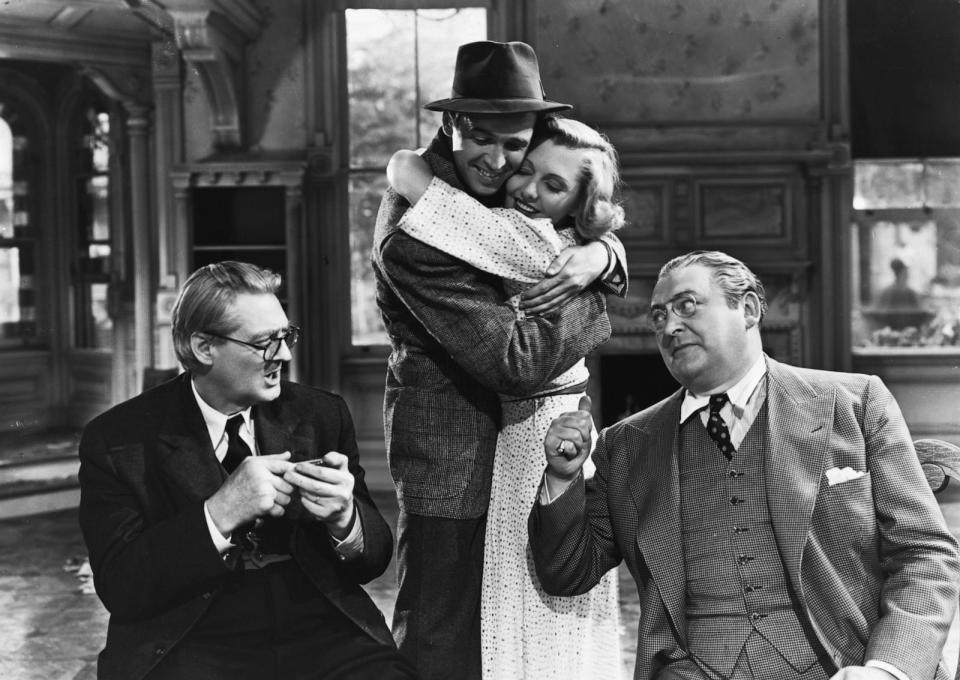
left=155, top=376, right=226, bottom=505
left=628, top=391, right=688, bottom=643
left=254, top=401, right=314, bottom=463
left=764, top=358, right=835, bottom=590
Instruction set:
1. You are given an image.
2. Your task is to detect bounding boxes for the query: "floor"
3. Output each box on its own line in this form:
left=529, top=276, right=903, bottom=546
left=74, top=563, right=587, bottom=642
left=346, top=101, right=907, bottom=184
left=1, top=484, right=958, bottom=680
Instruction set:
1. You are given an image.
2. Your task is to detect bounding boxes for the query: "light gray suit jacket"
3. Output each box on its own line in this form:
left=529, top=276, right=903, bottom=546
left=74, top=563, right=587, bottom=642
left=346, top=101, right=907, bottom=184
left=530, top=357, right=960, bottom=680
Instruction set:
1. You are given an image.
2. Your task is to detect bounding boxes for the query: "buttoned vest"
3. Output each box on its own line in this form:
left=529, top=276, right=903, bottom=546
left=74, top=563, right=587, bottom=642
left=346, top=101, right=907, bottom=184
left=678, top=402, right=826, bottom=678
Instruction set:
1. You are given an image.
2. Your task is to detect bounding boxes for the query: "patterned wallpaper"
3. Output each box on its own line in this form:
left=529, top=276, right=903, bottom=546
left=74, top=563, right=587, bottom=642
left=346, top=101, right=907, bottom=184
left=535, top=0, right=820, bottom=124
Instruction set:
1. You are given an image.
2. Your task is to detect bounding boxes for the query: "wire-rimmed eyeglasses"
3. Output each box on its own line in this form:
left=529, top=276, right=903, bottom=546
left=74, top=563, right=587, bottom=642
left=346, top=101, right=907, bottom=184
left=648, top=294, right=701, bottom=331
left=203, top=324, right=301, bottom=361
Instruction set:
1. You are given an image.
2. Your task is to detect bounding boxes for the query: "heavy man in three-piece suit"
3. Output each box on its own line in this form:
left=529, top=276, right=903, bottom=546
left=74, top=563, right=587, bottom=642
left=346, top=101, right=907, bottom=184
left=372, top=40, right=627, bottom=680
left=79, top=262, right=416, bottom=679
left=531, top=250, right=960, bottom=680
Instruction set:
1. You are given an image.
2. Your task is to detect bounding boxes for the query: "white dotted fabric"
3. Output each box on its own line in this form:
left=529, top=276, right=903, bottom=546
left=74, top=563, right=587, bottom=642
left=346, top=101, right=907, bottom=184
left=481, top=392, right=623, bottom=680
left=400, top=177, right=621, bottom=677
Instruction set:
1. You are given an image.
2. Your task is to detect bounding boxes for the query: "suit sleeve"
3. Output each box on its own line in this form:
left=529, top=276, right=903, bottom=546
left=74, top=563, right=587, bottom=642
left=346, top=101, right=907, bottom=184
left=861, top=375, right=960, bottom=676
left=78, top=421, right=232, bottom=622
left=378, top=229, right=611, bottom=397
left=328, top=395, right=392, bottom=583
left=598, top=231, right=628, bottom=297
left=528, top=427, right=623, bottom=596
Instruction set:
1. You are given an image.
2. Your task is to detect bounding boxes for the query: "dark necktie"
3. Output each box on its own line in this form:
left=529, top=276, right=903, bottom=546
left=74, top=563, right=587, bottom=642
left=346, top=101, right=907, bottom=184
left=222, top=414, right=252, bottom=473
left=707, top=393, right=735, bottom=460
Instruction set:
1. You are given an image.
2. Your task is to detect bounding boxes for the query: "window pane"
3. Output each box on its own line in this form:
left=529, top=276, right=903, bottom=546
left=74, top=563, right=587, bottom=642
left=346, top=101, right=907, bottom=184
left=0, top=118, right=11, bottom=239
left=350, top=171, right=389, bottom=345
left=0, top=246, right=20, bottom=325
left=346, top=8, right=486, bottom=167
left=347, top=10, right=417, bottom=168
left=89, top=282, right=113, bottom=349
left=346, top=7, right=485, bottom=346
left=851, top=159, right=960, bottom=350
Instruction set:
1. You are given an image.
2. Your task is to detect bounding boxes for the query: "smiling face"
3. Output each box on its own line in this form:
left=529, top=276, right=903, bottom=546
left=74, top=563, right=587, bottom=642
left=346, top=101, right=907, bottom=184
left=448, top=112, right=537, bottom=197
left=194, top=292, right=292, bottom=414
left=504, top=139, right=583, bottom=225
left=651, top=263, right=761, bottom=395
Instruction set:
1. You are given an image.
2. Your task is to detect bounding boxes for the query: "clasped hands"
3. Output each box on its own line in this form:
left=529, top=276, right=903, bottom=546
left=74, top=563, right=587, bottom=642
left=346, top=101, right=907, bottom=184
left=207, top=452, right=356, bottom=541
left=520, top=241, right=609, bottom=315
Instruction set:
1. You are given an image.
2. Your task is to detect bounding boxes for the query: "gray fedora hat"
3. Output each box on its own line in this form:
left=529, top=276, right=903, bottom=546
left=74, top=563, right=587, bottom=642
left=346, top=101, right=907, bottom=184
left=424, top=40, right=572, bottom=114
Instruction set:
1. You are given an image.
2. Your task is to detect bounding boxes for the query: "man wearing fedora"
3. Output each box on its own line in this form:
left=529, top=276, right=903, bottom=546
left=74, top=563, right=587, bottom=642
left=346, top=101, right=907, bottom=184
left=372, top=40, right=627, bottom=679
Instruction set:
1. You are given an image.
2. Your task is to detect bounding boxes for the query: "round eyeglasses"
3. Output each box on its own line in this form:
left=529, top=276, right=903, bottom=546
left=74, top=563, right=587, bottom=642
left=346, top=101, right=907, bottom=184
left=648, top=294, right=700, bottom=331
left=203, top=325, right=301, bottom=361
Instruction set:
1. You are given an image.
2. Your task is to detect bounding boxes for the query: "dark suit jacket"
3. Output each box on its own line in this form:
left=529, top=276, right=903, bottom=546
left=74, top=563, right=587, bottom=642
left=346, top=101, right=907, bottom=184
left=78, top=374, right=394, bottom=680
left=372, top=130, right=622, bottom=519
left=530, top=357, right=960, bottom=680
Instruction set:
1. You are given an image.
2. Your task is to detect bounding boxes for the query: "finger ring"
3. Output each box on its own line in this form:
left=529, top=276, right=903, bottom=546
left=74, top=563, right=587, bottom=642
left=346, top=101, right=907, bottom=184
left=555, top=441, right=567, bottom=455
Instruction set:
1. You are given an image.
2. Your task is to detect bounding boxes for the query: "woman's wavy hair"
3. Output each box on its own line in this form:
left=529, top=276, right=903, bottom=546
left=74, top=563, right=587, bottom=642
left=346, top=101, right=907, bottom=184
left=530, top=115, right=625, bottom=239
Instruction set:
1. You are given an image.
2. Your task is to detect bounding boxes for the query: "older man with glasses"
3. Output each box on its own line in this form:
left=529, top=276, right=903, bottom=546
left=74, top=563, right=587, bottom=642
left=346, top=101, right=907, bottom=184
left=531, top=250, right=960, bottom=680
left=78, top=261, right=417, bottom=680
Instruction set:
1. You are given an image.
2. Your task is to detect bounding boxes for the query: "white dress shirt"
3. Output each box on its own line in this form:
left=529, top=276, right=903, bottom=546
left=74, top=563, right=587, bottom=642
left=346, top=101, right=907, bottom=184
left=192, top=380, right=363, bottom=559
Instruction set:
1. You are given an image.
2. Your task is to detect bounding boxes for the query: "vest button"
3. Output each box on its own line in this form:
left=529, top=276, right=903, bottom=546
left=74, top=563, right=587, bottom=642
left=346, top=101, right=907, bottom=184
left=738, top=554, right=755, bottom=565
left=728, top=469, right=744, bottom=478
left=154, top=647, right=166, bottom=656
left=732, top=525, right=750, bottom=534
left=730, top=496, right=745, bottom=505
left=750, top=611, right=767, bottom=622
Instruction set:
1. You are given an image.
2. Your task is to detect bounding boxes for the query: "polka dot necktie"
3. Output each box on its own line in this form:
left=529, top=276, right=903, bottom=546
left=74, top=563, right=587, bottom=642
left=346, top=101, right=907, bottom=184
left=707, top=393, right=735, bottom=460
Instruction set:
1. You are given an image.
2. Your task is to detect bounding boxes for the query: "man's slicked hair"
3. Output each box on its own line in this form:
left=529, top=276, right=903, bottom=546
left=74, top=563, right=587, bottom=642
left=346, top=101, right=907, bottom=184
left=171, top=261, right=282, bottom=373
left=657, top=250, right=768, bottom=322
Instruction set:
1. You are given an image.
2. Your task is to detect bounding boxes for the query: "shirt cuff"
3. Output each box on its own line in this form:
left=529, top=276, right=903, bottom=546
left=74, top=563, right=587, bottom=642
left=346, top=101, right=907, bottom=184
left=329, top=508, right=365, bottom=560
left=203, top=501, right=235, bottom=555
left=599, top=239, right=616, bottom=280
left=866, top=660, right=909, bottom=680
left=539, top=472, right=579, bottom=505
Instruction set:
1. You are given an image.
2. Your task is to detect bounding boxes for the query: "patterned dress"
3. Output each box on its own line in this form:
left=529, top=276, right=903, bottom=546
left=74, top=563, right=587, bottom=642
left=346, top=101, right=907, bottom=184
left=401, top=179, right=623, bottom=680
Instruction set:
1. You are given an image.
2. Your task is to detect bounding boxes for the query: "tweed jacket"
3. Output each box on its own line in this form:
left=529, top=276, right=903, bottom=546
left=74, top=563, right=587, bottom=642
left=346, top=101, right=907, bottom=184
left=372, top=130, right=624, bottom=519
left=78, top=374, right=395, bottom=680
left=529, top=357, right=960, bottom=680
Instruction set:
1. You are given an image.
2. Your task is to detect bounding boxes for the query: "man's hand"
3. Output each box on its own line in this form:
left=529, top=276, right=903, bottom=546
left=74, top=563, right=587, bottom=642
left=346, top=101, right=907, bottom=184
left=206, top=452, right=296, bottom=537
left=520, top=241, right=609, bottom=315
left=283, top=452, right=357, bottom=540
left=543, top=396, right=595, bottom=494
left=830, top=667, right=898, bottom=680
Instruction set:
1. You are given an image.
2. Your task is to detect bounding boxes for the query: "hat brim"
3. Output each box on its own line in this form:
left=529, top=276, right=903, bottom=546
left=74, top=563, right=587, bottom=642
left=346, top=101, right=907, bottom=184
left=423, top=97, right=572, bottom=114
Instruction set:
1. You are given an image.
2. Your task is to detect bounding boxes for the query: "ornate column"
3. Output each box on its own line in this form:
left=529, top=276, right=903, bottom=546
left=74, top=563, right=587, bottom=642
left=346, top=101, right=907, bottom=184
left=125, top=103, right=154, bottom=388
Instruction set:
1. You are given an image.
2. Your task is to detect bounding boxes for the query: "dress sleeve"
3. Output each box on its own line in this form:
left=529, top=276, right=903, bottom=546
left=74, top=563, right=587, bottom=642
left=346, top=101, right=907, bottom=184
left=399, top=177, right=566, bottom=284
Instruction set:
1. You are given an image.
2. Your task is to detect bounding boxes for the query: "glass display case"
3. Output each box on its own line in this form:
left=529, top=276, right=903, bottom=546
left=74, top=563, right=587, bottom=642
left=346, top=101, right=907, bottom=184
left=851, top=159, right=960, bottom=351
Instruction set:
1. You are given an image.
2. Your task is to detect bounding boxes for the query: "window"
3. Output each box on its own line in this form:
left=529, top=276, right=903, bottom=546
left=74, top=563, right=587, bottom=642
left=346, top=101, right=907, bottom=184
left=0, top=107, right=37, bottom=348
left=73, top=101, right=113, bottom=349
left=346, top=7, right=487, bottom=345
left=851, top=159, right=960, bottom=351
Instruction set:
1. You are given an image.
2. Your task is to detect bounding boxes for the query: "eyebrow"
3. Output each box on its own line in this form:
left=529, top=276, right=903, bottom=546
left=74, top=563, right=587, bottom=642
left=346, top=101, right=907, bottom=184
left=650, top=289, right=697, bottom=308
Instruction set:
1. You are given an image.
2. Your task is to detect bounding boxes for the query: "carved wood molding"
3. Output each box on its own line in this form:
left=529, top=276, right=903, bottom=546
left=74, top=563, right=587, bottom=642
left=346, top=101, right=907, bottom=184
left=169, top=3, right=265, bottom=150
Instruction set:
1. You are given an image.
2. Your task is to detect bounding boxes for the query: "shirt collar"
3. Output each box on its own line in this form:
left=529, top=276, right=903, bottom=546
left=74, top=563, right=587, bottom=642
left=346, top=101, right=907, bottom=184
left=190, top=379, right=252, bottom=449
left=679, top=355, right=767, bottom=424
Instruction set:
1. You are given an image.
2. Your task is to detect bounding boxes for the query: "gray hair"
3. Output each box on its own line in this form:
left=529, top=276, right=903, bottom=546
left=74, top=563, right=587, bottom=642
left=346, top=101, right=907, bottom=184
left=171, top=261, right=282, bottom=373
left=658, top=250, right=767, bottom=322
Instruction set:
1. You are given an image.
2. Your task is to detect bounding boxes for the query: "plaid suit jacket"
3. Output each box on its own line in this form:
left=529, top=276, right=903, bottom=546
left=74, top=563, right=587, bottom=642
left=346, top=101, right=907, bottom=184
left=372, top=130, right=616, bottom=519
left=529, top=356, right=960, bottom=680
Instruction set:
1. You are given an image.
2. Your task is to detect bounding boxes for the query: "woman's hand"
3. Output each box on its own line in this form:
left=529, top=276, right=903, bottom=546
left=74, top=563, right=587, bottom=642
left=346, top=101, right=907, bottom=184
left=519, top=241, right=610, bottom=315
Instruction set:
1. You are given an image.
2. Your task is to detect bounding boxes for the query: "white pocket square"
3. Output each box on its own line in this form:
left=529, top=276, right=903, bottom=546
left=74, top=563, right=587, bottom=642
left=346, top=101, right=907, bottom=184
left=825, top=466, right=866, bottom=486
